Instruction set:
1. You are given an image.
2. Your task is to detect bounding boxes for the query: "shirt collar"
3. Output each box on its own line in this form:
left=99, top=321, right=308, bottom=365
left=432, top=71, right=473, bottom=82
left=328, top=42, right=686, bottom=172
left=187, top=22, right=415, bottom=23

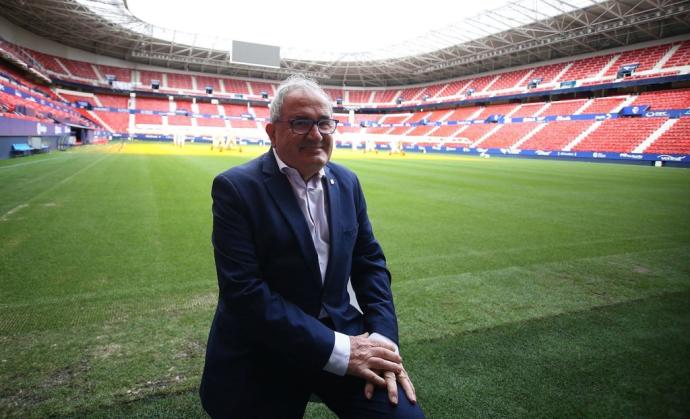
left=272, top=147, right=326, bottom=183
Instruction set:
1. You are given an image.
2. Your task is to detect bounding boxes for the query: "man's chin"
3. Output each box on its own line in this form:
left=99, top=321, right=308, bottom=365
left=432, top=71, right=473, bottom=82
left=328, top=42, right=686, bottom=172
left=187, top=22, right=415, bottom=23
left=299, top=152, right=329, bottom=170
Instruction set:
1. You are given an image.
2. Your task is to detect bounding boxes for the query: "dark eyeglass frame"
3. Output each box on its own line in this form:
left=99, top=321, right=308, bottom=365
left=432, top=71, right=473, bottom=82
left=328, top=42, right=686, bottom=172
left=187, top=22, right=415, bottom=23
left=275, top=118, right=339, bottom=135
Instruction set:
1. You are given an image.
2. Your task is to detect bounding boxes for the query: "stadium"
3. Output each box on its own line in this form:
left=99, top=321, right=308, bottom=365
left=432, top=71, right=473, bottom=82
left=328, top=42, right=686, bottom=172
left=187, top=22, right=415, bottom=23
left=1, top=0, right=689, bottom=417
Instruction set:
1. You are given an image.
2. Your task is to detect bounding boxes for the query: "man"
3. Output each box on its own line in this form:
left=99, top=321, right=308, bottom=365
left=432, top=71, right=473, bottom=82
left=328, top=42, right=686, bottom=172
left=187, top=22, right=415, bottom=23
left=200, top=75, right=424, bottom=418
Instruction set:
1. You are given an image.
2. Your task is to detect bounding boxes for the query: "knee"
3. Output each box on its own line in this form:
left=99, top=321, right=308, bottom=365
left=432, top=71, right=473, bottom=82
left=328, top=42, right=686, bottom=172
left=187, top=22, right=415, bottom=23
left=392, top=397, right=425, bottom=419
left=369, top=387, right=426, bottom=419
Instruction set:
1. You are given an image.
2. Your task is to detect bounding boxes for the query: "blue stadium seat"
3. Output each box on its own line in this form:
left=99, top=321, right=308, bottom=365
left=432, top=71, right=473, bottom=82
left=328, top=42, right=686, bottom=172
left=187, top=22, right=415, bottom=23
left=11, top=143, right=34, bottom=156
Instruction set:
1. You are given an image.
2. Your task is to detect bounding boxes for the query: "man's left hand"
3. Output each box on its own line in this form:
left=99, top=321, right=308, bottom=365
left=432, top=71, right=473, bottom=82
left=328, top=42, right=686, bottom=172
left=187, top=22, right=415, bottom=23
left=364, top=365, right=417, bottom=405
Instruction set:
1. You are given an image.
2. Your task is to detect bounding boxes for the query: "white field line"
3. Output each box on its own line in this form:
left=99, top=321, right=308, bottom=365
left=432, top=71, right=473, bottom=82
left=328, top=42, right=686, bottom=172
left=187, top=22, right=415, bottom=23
left=1, top=154, right=110, bottom=221
left=0, top=204, right=29, bottom=221
left=0, top=154, right=70, bottom=169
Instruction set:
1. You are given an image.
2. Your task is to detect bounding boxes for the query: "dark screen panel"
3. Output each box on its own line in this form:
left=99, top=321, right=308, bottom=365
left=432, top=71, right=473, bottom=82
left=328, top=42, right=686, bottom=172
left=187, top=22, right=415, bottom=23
left=232, top=40, right=280, bottom=68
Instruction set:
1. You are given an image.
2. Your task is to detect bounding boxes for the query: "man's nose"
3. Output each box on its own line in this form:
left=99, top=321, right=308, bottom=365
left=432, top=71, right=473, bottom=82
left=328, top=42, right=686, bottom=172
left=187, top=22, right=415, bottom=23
left=305, top=123, right=323, bottom=140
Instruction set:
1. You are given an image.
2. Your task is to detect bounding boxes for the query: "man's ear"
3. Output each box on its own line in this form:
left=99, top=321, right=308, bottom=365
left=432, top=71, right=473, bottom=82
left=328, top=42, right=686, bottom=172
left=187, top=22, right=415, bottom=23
left=265, top=123, right=276, bottom=147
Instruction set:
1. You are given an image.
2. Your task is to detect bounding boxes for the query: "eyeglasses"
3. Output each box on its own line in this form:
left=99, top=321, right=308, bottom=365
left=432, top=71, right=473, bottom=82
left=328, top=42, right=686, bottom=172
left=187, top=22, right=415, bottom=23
left=275, top=118, right=339, bottom=135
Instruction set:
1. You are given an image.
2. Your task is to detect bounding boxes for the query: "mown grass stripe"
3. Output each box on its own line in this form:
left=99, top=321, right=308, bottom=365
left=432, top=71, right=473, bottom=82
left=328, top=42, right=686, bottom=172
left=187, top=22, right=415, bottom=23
left=0, top=143, right=687, bottom=418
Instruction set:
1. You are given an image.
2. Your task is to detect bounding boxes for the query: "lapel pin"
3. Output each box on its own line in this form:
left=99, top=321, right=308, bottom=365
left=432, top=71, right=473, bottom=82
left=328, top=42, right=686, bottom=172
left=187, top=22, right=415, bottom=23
left=330, top=179, right=335, bottom=185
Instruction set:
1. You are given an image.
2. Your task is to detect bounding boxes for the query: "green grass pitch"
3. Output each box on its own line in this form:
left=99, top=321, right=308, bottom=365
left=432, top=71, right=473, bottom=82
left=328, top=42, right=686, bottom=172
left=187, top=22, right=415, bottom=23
left=1, top=143, right=689, bottom=418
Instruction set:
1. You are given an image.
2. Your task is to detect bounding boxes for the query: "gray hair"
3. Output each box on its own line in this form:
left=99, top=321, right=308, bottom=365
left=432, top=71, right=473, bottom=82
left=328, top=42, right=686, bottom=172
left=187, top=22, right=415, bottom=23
left=269, top=74, right=333, bottom=123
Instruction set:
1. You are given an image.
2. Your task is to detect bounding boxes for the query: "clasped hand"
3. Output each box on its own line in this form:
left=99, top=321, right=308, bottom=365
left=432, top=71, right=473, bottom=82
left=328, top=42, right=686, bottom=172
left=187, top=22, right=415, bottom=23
left=347, top=333, right=417, bottom=405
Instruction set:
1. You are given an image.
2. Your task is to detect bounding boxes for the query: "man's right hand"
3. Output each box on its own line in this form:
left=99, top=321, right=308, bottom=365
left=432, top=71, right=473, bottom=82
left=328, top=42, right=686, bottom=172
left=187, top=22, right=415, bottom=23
left=346, top=333, right=402, bottom=387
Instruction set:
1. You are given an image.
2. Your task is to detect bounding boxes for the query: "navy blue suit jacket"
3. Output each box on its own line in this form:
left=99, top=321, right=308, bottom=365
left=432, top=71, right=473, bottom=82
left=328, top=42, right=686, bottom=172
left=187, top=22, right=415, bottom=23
left=200, top=150, right=398, bottom=416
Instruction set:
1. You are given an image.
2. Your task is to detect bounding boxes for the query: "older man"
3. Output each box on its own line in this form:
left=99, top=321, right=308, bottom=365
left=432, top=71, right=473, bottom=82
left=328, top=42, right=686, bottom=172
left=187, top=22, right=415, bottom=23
left=200, top=75, right=424, bottom=418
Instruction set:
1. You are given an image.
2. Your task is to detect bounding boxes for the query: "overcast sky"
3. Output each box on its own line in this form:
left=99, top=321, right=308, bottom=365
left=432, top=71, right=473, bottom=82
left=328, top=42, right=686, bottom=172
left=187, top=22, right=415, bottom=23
left=127, top=0, right=513, bottom=53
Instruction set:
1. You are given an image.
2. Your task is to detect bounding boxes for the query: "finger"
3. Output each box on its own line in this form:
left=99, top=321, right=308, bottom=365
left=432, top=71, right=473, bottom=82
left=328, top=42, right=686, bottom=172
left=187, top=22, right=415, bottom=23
left=398, top=370, right=417, bottom=404
left=384, top=371, right=398, bottom=405
left=364, top=381, right=375, bottom=400
left=367, top=339, right=397, bottom=353
left=362, top=370, right=386, bottom=388
left=371, top=347, right=402, bottom=363
left=368, top=358, right=402, bottom=374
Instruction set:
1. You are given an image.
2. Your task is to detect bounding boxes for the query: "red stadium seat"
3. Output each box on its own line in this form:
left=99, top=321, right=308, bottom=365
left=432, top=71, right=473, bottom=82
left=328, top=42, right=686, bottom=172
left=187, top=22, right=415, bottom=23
left=644, top=118, right=690, bottom=154
left=573, top=118, right=666, bottom=153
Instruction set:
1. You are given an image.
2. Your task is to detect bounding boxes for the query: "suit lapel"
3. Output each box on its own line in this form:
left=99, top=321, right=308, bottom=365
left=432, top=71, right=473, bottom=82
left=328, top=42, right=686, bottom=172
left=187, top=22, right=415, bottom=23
left=323, top=165, right=341, bottom=289
left=262, top=151, right=322, bottom=286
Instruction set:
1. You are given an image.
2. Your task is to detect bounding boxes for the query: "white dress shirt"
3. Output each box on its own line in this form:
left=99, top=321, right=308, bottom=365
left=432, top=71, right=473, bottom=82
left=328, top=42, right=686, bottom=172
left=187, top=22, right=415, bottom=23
left=272, top=149, right=397, bottom=376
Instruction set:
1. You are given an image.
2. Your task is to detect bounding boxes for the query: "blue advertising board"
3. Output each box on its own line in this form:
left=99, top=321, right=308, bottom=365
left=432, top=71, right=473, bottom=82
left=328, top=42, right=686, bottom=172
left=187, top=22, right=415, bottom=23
left=335, top=141, right=689, bottom=164
left=0, top=115, right=70, bottom=136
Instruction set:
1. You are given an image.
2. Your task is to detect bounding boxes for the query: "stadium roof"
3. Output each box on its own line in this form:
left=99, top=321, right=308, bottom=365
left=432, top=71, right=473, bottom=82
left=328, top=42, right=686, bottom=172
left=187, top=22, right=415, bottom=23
left=1, top=0, right=689, bottom=87
left=125, top=0, right=518, bottom=61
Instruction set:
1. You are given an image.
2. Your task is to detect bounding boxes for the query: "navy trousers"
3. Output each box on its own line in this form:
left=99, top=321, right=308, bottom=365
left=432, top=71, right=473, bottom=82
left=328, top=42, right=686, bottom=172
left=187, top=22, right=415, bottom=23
left=201, top=319, right=425, bottom=418
left=313, top=370, right=425, bottom=419
left=202, top=370, right=425, bottom=418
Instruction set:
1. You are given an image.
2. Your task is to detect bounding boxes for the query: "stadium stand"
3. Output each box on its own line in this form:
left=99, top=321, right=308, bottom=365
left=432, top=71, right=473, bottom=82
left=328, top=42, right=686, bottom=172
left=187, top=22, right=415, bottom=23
left=166, top=73, right=193, bottom=90
left=529, top=62, right=569, bottom=85
left=465, top=74, right=500, bottom=97
left=59, top=57, right=98, bottom=80
left=429, top=123, right=466, bottom=139
left=3, top=30, right=690, bottom=160
left=491, top=68, right=533, bottom=91
left=474, top=103, right=519, bottom=120
left=94, top=64, right=132, bottom=83
left=220, top=103, right=255, bottom=128
left=603, top=44, right=672, bottom=77
left=559, top=54, right=615, bottom=83
left=196, top=102, right=225, bottom=127
left=224, top=79, right=250, bottom=95
left=0, top=61, right=45, bottom=93
left=631, top=88, right=690, bottom=109
left=139, top=70, right=165, bottom=88
left=437, top=80, right=472, bottom=98
left=663, top=40, right=690, bottom=68
left=135, top=113, right=162, bottom=125
left=248, top=81, right=274, bottom=96
left=456, top=123, right=496, bottom=143
left=324, top=88, right=344, bottom=102
left=136, top=97, right=169, bottom=112
left=168, top=99, right=193, bottom=126
left=168, top=114, right=192, bottom=126
left=370, top=89, right=397, bottom=104
left=388, top=112, right=426, bottom=135
left=0, top=69, right=94, bottom=126
left=406, top=111, right=444, bottom=136
left=25, top=49, right=68, bottom=75
left=540, top=99, right=588, bottom=116
left=364, top=114, right=407, bottom=135
left=349, top=90, right=372, bottom=104
left=511, top=102, right=549, bottom=118
left=520, top=120, right=594, bottom=151
left=252, top=106, right=270, bottom=119
left=94, top=111, right=129, bottom=133
left=196, top=76, right=221, bottom=94
left=11, top=38, right=690, bottom=108
left=397, top=87, right=425, bottom=103
left=444, top=106, right=484, bottom=121
left=58, top=92, right=92, bottom=105
left=573, top=118, right=667, bottom=153
left=10, top=41, right=690, bottom=106
left=420, top=83, right=448, bottom=100
left=223, top=103, right=248, bottom=117
left=578, top=96, right=628, bottom=114
left=96, top=93, right=129, bottom=108
left=479, top=122, right=540, bottom=149
left=644, top=118, right=690, bottom=154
